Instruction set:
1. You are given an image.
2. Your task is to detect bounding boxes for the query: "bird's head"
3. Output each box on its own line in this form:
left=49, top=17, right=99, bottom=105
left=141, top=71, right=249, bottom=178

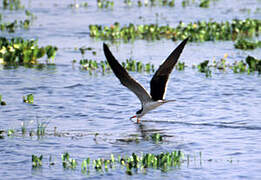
left=129, top=108, right=144, bottom=120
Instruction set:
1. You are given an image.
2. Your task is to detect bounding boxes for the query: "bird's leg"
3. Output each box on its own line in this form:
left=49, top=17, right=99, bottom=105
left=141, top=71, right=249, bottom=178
left=137, top=118, right=140, bottom=124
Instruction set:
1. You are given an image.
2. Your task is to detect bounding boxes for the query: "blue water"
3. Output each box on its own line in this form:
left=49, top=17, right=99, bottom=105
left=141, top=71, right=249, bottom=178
left=1, top=0, right=261, bottom=179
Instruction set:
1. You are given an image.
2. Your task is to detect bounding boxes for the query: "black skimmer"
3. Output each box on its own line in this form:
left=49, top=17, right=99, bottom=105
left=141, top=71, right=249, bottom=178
left=103, top=38, right=188, bottom=123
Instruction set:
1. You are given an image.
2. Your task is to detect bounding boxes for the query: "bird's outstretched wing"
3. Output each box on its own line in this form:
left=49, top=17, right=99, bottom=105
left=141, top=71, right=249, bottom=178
left=150, top=38, right=189, bottom=101
left=103, top=43, right=152, bottom=105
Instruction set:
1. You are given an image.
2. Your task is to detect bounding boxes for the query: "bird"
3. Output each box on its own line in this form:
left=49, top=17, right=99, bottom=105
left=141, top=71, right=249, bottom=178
left=103, top=38, right=189, bottom=123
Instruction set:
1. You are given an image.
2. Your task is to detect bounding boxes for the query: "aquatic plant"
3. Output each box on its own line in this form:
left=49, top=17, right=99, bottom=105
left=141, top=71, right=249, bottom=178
left=89, top=19, right=260, bottom=42
left=32, top=155, right=43, bottom=168
left=81, top=157, right=90, bottom=172
left=49, top=155, right=55, bottom=166
left=0, top=19, right=32, bottom=33
left=36, top=121, right=48, bottom=136
left=234, top=39, right=261, bottom=50
left=80, top=150, right=184, bottom=174
left=245, top=56, right=261, bottom=74
left=23, top=94, right=34, bottom=104
left=151, top=133, right=163, bottom=143
left=199, top=0, right=210, bottom=8
left=79, top=57, right=155, bottom=73
left=97, top=0, right=114, bottom=9
left=0, top=37, right=58, bottom=66
left=0, top=9, right=35, bottom=33
left=78, top=46, right=96, bottom=58
left=232, top=60, right=247, bottom=73
left=1, top=1, right=33, bottom=32
left=69, top=0, right=88, bottom=8
left=134, top=0, right=175, bottom=7
left=0, top=95, right=7, bottom=105
left=182, top=0, right=217, bottom=8
left=122, top=0, right=217, bottom=8
left=182, top=0, right=190, bottom=7
left=62, top=152, right=77, bottom=169
left=176, top=61, right=186, bottom=71
left=7, top=129, right=14, bottom=136
left=21, top=122, right=26, bottom=135
left=80, top=59, right=99, bottom=71
left=0, top=119, right=51, bottom=137
left=78, top=53, right=260, bottom=76
left=25, top=10, right=36, bottom=19
left=0, top=130, right=4, bottom=139
left=124, top=0, right=132, bottom=6
left=122, top=58, right=155, bottom=72
left=205, top=55, right=261, bottom=75
left=197, top=60, right=212, bottom=77
left=2, top=0, right=24, bottom=10
left=45, top=45, right=58, bottom=61
left=30, top=151, right=238, bottom=176
left=89, top=150, right=183, bottom=174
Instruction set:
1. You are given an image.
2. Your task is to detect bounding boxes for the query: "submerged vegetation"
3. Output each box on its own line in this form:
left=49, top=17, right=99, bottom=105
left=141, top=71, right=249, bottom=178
left=0, top=37, right=58, bottom=67
left=89, top=18, right=260, bottom=42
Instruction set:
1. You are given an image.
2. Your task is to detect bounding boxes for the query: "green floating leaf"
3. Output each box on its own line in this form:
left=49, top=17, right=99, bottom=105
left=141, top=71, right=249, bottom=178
left=199, top=0, right=210, bottom=8
left=79, top=57, right=154, bottom=73
left=89, top=18, right=260, bottom=42
left=234, top=39, right=261, bottom=50
left=23, top=94, right=34, bottom=104
left=32, top=154, right=43, bottom=168
left=0, top=37, right=58, bottom=67
left=62, top=152, right=77, bottom=169
left=197, top=60, right=211, bottom=77
left=176, top=62, right=185, bottom=71
left=7, top=129, right=14, bottom=136
left=0, top=95, right=7, bottom=106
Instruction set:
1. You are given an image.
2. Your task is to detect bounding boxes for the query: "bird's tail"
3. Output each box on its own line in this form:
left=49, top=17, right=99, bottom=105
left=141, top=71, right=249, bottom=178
left=163, top=99, right=176, bottom=103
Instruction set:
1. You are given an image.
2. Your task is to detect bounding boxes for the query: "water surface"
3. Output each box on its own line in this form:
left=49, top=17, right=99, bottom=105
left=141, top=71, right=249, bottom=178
left=1, top=0, right=261, bottom=179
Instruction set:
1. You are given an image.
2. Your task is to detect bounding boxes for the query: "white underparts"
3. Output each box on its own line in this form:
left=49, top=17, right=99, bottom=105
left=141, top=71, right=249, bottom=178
left=137, top=100, right=170, bottom=118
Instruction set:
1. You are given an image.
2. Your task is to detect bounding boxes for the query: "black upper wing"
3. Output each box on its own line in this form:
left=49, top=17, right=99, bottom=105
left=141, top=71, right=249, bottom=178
left=150, top=38, right=189, bottom=101
left=103, top=43, right=152, bottom=105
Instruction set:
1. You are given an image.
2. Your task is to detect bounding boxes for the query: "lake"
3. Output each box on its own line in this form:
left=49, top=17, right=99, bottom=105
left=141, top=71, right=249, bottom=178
left=0, top=0, right=261, bottom=179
